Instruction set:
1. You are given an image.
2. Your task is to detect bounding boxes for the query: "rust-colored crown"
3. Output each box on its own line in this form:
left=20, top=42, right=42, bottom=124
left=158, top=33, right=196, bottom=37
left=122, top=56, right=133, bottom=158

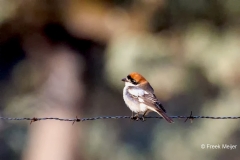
left=129, top=72, right=147, bottom=84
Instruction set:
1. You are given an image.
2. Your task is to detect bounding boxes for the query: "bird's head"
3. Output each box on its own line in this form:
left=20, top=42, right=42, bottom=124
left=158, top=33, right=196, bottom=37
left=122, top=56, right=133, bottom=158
left=122, top=72, right=147, bottom=86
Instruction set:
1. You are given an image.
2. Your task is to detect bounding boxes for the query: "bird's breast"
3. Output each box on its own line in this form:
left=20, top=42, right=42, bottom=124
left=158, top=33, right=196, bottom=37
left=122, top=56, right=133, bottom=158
left=123, top=87, right=148, bottom=113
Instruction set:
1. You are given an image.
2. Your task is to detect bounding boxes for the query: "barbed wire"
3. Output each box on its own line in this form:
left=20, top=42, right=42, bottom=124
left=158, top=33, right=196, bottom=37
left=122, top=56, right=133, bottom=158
left=0, top=111, right=240, bottom=124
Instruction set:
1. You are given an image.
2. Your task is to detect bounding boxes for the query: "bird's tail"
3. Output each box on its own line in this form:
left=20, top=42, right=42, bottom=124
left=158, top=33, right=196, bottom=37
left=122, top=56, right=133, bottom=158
left=155, top=108, right=174, bottom=123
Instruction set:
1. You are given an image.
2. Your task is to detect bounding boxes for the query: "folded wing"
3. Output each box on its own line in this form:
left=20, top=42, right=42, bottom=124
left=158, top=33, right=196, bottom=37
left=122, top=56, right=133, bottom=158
left=127, top=86, right=166, bottom=113
left=127, top=86, right=174, bottom=123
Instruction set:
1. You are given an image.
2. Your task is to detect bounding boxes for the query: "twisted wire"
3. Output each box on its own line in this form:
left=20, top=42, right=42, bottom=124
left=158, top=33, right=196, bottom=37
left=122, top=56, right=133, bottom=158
left=0, top=113, right=240, bottom=124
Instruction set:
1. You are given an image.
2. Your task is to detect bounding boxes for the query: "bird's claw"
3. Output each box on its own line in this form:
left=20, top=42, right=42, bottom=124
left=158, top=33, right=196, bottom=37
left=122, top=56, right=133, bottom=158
left=131, top=115, right=139, bottom=121
left=140, top=116, right=146, bottom=122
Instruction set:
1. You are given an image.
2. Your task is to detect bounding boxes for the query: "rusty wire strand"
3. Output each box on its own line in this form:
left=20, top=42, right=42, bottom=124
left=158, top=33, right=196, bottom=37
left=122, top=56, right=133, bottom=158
left=0, top=112, right=240, bottom=124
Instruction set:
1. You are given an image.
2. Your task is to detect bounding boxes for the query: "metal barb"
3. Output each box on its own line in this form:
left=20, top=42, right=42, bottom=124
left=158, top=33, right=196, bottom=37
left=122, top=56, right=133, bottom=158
left=72, top=116, right=81, bottom=125
left=184, top=111, right=194, bottom=123
left=30, top=117, right=38, bottom=124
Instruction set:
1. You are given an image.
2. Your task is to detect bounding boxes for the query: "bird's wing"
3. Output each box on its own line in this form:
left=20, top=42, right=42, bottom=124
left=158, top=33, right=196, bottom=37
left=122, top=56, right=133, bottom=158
left=127, top=86, right=166, bottom=113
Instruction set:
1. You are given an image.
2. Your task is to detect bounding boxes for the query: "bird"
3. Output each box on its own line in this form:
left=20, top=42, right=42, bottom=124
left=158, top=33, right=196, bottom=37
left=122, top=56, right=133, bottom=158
left=121, top=72, right=174, bottom=123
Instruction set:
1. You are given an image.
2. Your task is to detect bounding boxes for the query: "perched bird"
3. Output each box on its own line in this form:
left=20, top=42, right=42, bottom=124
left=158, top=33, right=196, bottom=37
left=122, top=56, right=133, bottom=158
left=122, top=72, right=174, bottom=123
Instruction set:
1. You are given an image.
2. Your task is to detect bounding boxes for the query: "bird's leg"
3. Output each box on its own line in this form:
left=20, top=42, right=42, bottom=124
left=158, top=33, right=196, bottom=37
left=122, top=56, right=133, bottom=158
left=131, top=112, right=135, bottom=120
left=134, top=113, right=139, bottom=121
left=131, top=112, right=139, bottom=121
left=141, top=111, right=148, bottom=122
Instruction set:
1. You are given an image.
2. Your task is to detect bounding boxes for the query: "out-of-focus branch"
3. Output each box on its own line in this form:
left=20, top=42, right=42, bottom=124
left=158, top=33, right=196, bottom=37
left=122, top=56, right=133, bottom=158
left=21, top=34, right=85, bottom=160
left=64, top=0, right=166, bottom=42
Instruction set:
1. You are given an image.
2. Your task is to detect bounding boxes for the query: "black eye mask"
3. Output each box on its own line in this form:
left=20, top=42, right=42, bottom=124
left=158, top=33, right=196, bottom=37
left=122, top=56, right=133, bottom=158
left=127, top=75, right=138, bottom=85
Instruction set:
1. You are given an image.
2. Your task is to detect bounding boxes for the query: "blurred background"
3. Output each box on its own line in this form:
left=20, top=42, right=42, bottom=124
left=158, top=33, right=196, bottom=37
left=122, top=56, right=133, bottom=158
left=0, top=0, right=240, bottom=159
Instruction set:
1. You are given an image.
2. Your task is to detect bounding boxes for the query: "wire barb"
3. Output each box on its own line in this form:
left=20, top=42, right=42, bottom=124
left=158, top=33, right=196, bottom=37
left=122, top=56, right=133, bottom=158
left=30, top=117, right=39, bottom=124
left=72, top=116, right=81, bottom=125
left=184, top=111, right=194, bottom=123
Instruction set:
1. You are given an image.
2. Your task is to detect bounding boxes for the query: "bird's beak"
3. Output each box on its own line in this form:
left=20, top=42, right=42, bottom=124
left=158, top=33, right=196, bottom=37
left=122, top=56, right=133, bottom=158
left=121, top=78, right=128, bottom=82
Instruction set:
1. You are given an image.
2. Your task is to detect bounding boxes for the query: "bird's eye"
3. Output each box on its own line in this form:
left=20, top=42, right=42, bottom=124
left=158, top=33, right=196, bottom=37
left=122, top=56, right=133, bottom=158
left=131, top=79, right=137, bottom=85
left=127, top=75, right=138, bottom=85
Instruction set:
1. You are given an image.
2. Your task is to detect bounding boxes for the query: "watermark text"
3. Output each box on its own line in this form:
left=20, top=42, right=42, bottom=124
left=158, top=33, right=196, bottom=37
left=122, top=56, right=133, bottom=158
left=201, top=144, right=237, bottom=150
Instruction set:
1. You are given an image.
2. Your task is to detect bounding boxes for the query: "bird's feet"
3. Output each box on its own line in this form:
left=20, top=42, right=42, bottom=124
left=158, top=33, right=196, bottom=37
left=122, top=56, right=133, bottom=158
left=140, top=116, right=146, bottom=122
left=131, top=114, right=139, bottom=121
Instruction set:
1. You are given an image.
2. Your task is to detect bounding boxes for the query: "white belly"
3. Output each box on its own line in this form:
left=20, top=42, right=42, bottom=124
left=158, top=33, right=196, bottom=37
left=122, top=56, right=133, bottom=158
left=123, top=87, right=148, bottom=114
